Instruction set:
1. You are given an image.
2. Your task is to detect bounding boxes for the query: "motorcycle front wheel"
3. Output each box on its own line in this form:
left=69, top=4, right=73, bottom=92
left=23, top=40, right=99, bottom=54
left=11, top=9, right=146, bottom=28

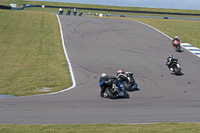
left=105, top=87, right=118, bottom=99
left=176, top=45, right=181, bottom=51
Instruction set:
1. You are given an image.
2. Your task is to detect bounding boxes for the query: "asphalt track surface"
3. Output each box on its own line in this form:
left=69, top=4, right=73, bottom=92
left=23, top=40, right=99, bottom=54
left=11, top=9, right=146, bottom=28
left=1, top=16, right=200, bottom=124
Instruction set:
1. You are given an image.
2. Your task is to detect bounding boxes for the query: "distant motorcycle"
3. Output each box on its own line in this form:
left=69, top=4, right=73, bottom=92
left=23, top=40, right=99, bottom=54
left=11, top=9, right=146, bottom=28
left=169, top=58, right=182, bottom=75
left=66, top=10, right=71, bottom=15
left=59, top=11, right=63, bottom=15
left=73, top=12, right=77, bottom=16
left=79, top=12, right=83, bottom=16
left=172, top=40, right=181, bottom=52
left=117, top=72, right=139, bottom=91
left=105, top=79, right=129, bottom=99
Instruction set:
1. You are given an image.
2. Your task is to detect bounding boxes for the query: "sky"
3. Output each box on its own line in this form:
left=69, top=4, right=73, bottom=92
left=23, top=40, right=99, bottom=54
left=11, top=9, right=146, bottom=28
left=30, top=0, right=200, bottom=10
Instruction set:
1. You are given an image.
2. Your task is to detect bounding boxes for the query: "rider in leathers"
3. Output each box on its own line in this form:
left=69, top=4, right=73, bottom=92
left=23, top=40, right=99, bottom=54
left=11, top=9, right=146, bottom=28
left=116, top=70, right=140, bottom=91
left=99, top=73, right=124, bottom=97
left=172, top=36, right=181, bottom=48
left=166, top=54, right=177, bottom=71
left=99, top=73, right=116, bottom=97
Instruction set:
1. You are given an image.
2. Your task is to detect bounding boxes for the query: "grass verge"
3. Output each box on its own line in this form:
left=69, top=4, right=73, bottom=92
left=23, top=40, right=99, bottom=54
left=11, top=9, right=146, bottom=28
left=23, top=7, right=200, bottom=19
left=105, top=16, right=200, bottom=48
left=1, top=0, right=200, bottom=17
left=1, top=123, right=200, bottom=133
left=0, top=0, right=200, bottom=131
left=0, top=10, right=72, bottom=96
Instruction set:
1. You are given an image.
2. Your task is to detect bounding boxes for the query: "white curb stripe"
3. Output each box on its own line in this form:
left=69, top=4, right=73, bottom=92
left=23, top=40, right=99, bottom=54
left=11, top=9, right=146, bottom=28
left=181, top=43, right=200, bottom=57
left=133, top=20, right=200, bottom=58
left=18, top=15, right=76, bottom=98
left=133, top=20, right=173, bottom=40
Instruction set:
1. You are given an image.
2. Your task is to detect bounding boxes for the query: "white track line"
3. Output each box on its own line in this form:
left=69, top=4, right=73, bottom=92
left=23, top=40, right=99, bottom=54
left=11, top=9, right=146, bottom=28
left=40, top=15, right=76, bottom=94
left=34, top=14, right=76, bottom=96
left=133, top=20, right=173, bottom=40
left=15, top=14, right=76, bottom=98
left=133, top=20, right=200, bottom=58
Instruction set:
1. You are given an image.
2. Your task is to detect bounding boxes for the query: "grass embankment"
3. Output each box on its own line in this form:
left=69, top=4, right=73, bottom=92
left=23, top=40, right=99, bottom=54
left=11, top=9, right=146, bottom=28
left=1, top=0, right=200, bottom=132
left=23, top=7, right=200, bottom=19
left=1, top=0, right=200, bottom=18
left=122, top=17, right=200, bottom=48
left=0, top=10, right=72, bottom=96
left=1, top=123, right=200, bottom=133
left=1, top=1, right=200, bottom=96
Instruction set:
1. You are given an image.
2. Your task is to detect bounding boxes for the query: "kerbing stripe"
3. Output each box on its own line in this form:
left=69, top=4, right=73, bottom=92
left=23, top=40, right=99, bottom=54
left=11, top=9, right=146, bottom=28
left=188, top=49, right=200, bottom=51
left=181, top=43, right=200, bottom=57
left=132, top=20, right=200, bottom=59
left=182, top=45, right=194, bottom=47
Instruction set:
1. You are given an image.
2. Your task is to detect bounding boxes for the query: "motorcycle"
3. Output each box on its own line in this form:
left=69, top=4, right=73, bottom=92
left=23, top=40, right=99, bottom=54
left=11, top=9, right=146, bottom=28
left=105, top=79, right=129, bottom=99
left=73, top=12, right=77, bottom=16
left=170, top=59, right=182, bottom=75
left=66, top=10, right=71, bottom=15
left=79, top=12, right=83, bottom=16
left=172, top=40, right=181, bottom=51
left=59, top=11, right=63, bottom=15
left=116, top=72, right=139, bottom=92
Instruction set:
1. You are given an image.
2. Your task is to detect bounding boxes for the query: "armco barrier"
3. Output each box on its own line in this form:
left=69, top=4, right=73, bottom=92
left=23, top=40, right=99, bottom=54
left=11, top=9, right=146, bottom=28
left=34, top=5, right=200, bottom=16
left=0, top=5, right=11, bottom=10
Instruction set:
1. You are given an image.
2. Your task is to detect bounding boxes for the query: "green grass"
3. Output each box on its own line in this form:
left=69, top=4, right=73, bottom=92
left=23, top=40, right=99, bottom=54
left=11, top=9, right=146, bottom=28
left=0, top=1, right=200, bottom=96
left=23, top=7, right=200, bottom=19
left=0, top=123, right=200, bottom=133
left=90, top=16, right=200, bottom=48
left=0, top=10, right=72, bottom=96
left=1, top=0, right=200, bottom=15
left=1, top=0, right=200, bottom=131
left=0, top=1, right=200, bottom=97
left=2, top=0, right=200, bottom=19
left=128, top=17, right=200, bottom=48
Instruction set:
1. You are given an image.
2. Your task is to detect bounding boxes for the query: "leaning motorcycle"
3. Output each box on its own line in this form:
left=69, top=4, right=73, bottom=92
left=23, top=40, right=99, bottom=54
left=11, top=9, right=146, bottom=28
left=73, top=12, right=77, bottom=16
left=105, top=79, right=129, bottom=99
left=117, top=73, right=139, bottom=91
left=172, top=40, right=181, bottom=52
left=170, top=59, right=182, bottom=75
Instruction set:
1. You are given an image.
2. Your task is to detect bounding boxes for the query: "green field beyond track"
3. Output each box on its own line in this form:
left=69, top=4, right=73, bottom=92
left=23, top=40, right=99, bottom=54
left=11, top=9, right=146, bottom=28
left=0, top=10, right=72, bottom=96
left=1, top=0, right=200, bottom=15
left=1, top=0, right=200, bottom=131
left=1, top=123, right=200, bottom=133
left=0, top=0, right=200, bottom=96
left=114, top=17, right=200, bottom=48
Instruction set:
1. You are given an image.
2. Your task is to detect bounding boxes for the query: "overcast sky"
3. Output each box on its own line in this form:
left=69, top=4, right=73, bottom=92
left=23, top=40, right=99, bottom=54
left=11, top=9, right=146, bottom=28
left=31, top=0, right=200, bottom=10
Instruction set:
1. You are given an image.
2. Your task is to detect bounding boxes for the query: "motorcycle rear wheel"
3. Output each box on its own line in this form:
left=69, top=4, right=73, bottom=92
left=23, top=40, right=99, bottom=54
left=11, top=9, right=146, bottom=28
left=124, top=81, right=138, bottom=91
left=174, top=65, right=182, bottom=75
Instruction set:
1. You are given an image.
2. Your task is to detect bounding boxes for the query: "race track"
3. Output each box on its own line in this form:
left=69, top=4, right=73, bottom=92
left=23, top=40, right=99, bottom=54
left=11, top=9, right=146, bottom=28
left=0, top=16, right=200, bottom=124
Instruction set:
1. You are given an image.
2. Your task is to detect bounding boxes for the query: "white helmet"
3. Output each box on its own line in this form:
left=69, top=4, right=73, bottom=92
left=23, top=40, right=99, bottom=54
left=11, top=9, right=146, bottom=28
left=175, top=36, right=178, bottom=38
left=101, top=73, right=106, bottom=77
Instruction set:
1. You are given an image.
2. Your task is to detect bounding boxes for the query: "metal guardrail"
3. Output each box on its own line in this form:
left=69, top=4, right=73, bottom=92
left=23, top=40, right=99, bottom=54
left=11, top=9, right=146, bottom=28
left=35, top=5, right=200, bottom=16
left=1, top=4, right=200, bottom=16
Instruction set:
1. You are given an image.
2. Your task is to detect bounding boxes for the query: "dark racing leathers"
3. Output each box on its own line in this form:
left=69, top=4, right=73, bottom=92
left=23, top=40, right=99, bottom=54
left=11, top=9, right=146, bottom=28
left=166, top=57, right=178, bottom=70
left=67, top=9, right=71, bottom=15
left=99, top=76, right=116, bottom=97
